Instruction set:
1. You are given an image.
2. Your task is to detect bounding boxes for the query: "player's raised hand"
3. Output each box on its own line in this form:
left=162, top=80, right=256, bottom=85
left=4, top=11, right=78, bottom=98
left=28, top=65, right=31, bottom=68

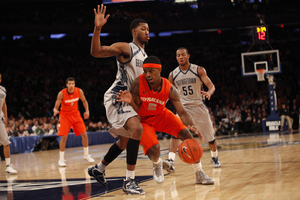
left=200, top=90, right=211, bottom=100
left=94, top=4, right=110, bottom=29
left=188, top=125, right=204, bottom=142
left=117, top=90, right=133, bottom=104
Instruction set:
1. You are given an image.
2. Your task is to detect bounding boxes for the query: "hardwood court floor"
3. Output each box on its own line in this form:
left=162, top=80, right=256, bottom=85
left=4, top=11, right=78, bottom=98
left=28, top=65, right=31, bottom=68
left=1, top=131, right=300, bottom=200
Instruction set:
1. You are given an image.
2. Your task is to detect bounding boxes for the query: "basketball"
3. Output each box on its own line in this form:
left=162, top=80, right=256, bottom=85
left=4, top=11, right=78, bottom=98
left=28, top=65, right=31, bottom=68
left=178, top=139, right=203, bottom=164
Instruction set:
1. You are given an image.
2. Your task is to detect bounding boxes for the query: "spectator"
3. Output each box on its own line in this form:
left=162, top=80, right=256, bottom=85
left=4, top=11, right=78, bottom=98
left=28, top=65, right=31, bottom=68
left=277, top=103, right=293, bottom=131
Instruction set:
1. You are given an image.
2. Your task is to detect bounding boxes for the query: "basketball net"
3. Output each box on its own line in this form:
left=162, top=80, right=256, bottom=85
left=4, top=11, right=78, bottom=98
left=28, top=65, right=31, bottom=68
left=255, top=69, right=265, bottom=81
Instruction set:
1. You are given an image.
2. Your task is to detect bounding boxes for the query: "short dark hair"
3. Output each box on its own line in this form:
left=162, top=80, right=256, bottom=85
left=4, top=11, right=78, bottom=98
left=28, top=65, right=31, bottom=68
left=177, top=47, right=189, bottom=54
left=130, top=19, right=147, bottom=34
left=66, top=77, right=75, bottom=84
left=143, top=56, right=161, bottom=65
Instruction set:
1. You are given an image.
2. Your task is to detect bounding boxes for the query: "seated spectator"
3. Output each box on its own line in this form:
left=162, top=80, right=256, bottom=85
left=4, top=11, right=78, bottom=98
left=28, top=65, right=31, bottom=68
left=216, top=120, right=228, bottom=136
left=229, top=119, right=238, bottom=136
left=244, top=112, right=253, bottom=133
left=35, top=123, right=46, bottom=135
left=16, top=124, right=25, bottom=137
left=96, top=121, right=104, bottom=132
left=102, top=122, right=110, bottom=131
left=87, top=122, right=96, bottom=132
left=278, top=103, right=293, bottom=131
left=23, top=124, right=31, bottom=136
left=7, top=125, right=17, bottom=137
left=251, top=116, right=262, bottom=133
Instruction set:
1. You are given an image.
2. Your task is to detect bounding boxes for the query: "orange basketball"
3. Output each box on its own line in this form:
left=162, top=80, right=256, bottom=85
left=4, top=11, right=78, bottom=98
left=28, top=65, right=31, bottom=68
left=178, top=139, right=203, bottom=164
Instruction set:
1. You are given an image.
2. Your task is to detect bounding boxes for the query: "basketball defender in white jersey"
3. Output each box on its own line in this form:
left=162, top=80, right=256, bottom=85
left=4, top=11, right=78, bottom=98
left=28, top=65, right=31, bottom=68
left=163, top=47, right=221, bottom=174
left=0, top=73, right=17, bottom=175
left=87, top=4, right=149, bottom=195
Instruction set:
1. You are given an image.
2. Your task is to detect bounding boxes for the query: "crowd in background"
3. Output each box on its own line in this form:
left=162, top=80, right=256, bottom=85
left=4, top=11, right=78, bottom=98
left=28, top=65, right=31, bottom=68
left=1, top=0, right=300, bottom=138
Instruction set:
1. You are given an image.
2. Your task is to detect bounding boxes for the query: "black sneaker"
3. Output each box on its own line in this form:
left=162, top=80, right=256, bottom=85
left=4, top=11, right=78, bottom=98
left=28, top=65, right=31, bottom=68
left=211, top=156, right=221, bottom=168
left=123, top=178, right=145, bottom=195
left=87, top=164, right=107, bottom=186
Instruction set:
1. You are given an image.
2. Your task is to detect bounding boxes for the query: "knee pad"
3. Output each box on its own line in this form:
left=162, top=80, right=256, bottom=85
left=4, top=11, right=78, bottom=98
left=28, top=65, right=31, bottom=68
left=208, top=139, right=215, bottom=145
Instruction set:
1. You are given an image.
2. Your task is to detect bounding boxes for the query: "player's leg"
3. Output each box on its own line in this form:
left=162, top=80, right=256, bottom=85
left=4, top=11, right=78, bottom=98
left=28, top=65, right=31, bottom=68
left=159, top=109, right=214, bottom=185
left=88, top=136, right=127, bottom=187
left=57, top=114, right=72, bottom=167
left=140, top=122, right=164, bottom=184
left=187, top=105, right=221, bottom=168
left=1, top=121, right=17, bottom=174
left=122, top=116, right=145, bottom=194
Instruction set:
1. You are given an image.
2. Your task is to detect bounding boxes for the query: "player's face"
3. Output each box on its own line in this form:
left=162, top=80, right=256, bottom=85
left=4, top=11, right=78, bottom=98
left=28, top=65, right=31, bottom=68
left=176, top=49, right=190, bottom=66
left=134, top=23, right=150, bottom=44
left=143, top=68, right=161, bottom=84
left=66, top=81, right=75, bottom=92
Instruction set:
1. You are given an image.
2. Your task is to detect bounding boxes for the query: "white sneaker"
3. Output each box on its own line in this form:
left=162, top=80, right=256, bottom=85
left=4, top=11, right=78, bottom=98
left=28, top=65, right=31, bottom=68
left=84, top=155, right=95, bottom=163
left=153, top=159, right=164, bottom=184
left=58, top=160, right=66, bottom=167
left=195, top=169, right=215, bottom=185
left=6, top=165, right=18, bottom=175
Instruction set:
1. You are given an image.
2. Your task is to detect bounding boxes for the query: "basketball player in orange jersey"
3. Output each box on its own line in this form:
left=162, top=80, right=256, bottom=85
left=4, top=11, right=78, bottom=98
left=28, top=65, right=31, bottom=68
left=53, top=77, right=94, bottom=167
left=117, top=56, right=215, bottom=185
left=87, top=4, right=149, bottom=195
left=163, top=47, right=221, bottom=174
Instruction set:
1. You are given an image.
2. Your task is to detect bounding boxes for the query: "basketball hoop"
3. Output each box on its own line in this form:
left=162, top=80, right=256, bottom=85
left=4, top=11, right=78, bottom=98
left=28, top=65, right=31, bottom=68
left=255, top=69, right=265, bottom=81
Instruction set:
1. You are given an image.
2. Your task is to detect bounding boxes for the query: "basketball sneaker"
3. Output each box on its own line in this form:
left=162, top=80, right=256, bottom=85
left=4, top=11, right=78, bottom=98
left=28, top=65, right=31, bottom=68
left=58, top=160, right=66, bottom=167
left=211, top=156, right=221, bottom=168
left=162, top=159, right=175, bottom=173
left=84, top=155, right=95, bottom=163
left=6, top=165, right=17, bottom=175
left=87, top=164, right=107, bottom=186
left=123, top=178, right=145, bottom=195
left=195, top=169, right=215, bottom=185
left=153, top=160, right=164, bottom=183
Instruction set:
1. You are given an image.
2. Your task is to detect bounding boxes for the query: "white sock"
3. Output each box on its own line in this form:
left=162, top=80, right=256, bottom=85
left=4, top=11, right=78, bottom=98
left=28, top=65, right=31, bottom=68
left=97, top=162, right=106, bottom=173
left=6, top=158, right=11, bottom=166
left=169, top=152, right=176, bottom=161
left=126, top=170, right=135, bottom=180
left=153, top=158, right=162, bottom=165
left=84, top=147, right=89, bottom=156
left=60, top=151, right=65, bottom=161
left=192, top=161, right=202, bottom=172
left=211, top=150, right=218, bottom=158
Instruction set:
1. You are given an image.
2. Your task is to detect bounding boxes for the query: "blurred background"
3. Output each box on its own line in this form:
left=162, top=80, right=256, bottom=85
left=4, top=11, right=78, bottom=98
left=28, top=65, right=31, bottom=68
left=0, top=0, right=299, bottom=137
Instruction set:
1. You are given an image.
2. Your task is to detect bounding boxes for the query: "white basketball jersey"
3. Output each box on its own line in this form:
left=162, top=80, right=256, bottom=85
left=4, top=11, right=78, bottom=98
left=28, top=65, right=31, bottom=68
left=105, top=42, right=147, bottom=95
left=0, top=85, right=6, bottom=118
left=172, top=64, right=204, bottom=106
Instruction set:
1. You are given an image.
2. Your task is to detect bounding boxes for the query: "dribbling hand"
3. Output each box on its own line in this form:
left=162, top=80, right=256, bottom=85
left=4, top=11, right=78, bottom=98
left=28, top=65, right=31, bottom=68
left=188, top=125, right=204, bottom=142
left=94, top=4, right=110, bottom=30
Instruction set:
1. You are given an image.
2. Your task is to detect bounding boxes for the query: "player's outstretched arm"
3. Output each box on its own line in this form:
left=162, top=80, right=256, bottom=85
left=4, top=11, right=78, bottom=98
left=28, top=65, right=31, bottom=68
left=90, top=4, right=130, bottom=59
left=53, top=92, right=63, bottom=116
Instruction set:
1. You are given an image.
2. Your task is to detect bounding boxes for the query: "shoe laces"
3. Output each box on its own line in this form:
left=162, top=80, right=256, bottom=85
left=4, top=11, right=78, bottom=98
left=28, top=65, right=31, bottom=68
left=128, top=179, right=141, bottom=190
left=6, top=164, right=16, bottom=169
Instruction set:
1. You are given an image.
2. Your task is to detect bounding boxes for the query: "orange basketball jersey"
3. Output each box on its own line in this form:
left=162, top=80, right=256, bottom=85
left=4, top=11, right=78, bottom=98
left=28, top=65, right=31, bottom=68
left=138, top=74, right=171, bottom=117
left=60, top=87, right=80, bottom=114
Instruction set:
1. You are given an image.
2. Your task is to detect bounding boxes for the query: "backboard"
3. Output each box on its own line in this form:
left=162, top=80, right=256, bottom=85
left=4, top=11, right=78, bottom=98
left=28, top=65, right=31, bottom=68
left=241, top=49, right=281, bottom=78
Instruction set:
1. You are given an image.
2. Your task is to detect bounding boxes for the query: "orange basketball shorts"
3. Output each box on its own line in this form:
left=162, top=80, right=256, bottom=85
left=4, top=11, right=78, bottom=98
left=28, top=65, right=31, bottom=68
left=57, top=111, right=86, bottom=136
left=140, top=108, right=187, bottom=155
